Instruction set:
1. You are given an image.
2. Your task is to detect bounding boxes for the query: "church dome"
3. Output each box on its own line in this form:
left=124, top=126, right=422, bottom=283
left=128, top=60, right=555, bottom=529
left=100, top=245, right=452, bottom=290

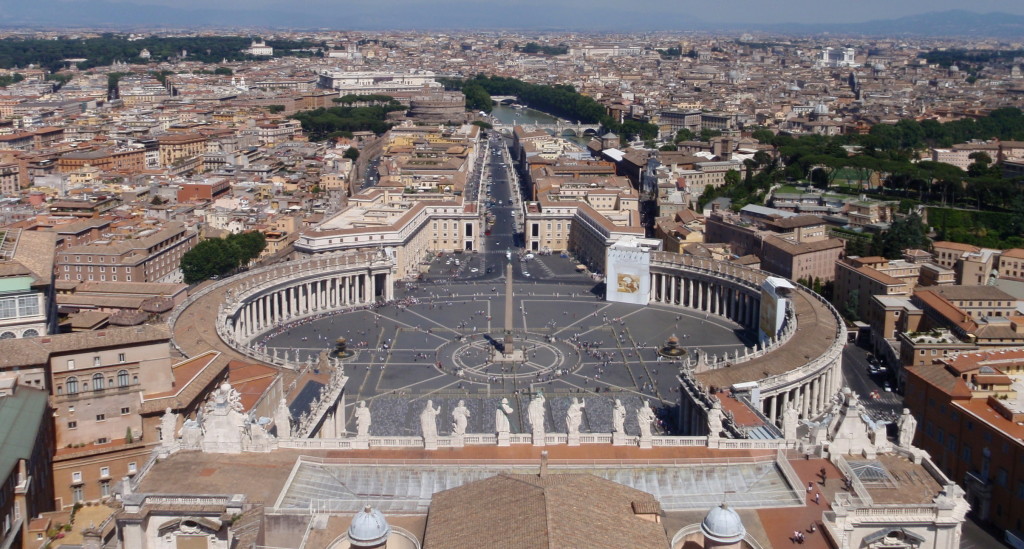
left=347, top=505, right=391, bottom=547
left=701, top=504, right=745, bottom=543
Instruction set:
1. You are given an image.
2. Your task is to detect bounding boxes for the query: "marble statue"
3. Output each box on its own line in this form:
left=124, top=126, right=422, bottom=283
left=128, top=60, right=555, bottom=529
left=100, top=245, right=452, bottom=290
left=200, top=381, right=247, bottom=454
left=274, top=398, right=291, bottom=439
left=782, top=404, right=800, bottom=440
left=452, top=400, right=470, bottom=436
left=528, top=392, right=547, bottom=443
left=160, top=408, right=177, bottom=445
left=566, top=398, right=585, bottom=436
left=706, top=400, right=724, bottom=438
left=354, top=401, right=371, bottom=438
left=179, top=418, right=203, bottom=448
left=496, top=398, right=513, bottom=435
left=896, top=408, right=917, bottom=447
left=420, top=400, right=440, bottom=440
left=612, top=399, right=626, bottom=434
left=637, top=400, right=656, bottom=439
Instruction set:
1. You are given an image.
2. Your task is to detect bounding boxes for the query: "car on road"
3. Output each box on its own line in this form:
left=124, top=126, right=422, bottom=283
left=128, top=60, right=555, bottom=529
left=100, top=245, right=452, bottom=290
left=883, top=381, right=892, bottom=392
left=525, top=253, right=535, bottom=259
left=470, top=268, right=479, bottom=273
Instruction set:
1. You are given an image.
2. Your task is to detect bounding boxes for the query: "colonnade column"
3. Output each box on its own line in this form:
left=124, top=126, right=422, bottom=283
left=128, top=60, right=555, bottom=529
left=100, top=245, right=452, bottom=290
left=810, top=378, right=820, bottom=417
left=801, top=385, right=810, bottom=419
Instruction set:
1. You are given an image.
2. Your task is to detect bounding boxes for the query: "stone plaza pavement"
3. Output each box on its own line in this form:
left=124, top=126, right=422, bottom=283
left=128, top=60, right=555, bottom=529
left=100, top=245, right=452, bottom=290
left=258, top=278, right=752, bottom=436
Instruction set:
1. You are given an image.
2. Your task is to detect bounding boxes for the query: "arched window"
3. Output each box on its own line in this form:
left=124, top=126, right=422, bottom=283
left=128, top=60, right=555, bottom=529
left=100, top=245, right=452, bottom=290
left=66, top=376, right=79, bottom=394
left=0, top=332, right=14, bottom=339
left=92, top=373, right=104, bottom=391
left=117, top=370, right=129, bottom=387
left=21, top=329, right=38, bottom=338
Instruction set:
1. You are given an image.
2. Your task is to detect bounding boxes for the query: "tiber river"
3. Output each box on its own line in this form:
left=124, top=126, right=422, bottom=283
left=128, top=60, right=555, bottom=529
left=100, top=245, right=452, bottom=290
left=487, top=104, right=592, bottom=147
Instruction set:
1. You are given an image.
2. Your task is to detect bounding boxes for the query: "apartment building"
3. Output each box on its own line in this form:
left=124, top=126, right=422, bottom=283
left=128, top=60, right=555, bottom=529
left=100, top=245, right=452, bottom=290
left=905, top=350, right=1024, bottom=538
left=0, top=163, right=18, bottom=195
left=176, top=178, right=231, bottom=202
left=48, top=197, right=121, bottom=219
left=760, top=235, right=843, bottom=283
left=55, top=221, right=198, bottom=283
left=0, top=377, right=53, bottom=549
left=57, top=147, right=146, bottom=174
left=706, top=209, right=845, bottom=282
left=931, top=241, right=1002, bottom=285
left=997, top=248, right=1024, bottom=281
left=156, top=133, right=207, bottom=168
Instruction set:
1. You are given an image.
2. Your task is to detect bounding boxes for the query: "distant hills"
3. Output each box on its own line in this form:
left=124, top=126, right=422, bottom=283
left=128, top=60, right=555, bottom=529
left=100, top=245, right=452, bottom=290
left=0, top=2, right=1022, bottom=38
left=757, top=10, right=1024, bottom=39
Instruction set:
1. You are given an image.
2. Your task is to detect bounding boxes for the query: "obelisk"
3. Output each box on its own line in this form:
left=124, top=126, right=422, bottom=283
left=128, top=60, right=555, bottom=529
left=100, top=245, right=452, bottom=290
left=503, top=255, right=515, bottom=356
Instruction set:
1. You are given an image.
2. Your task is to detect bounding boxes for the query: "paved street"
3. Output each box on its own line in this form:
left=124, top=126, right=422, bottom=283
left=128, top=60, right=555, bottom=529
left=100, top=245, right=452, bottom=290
left=840, top=344, right=904, bottom=425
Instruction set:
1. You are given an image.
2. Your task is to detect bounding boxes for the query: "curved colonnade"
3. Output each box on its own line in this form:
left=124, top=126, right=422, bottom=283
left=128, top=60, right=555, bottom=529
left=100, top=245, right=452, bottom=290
left=647, top=252, right=845, bottom=428
left=171, top=249, right=843, bottom=433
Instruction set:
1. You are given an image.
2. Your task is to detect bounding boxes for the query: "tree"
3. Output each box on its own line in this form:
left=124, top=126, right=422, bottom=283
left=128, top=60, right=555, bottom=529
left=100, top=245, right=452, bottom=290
left=462, top=82, right=492, bottom=113
left=700, top=128, right=723, bottom=142
left=343, top=147, right=360, bottom=160
left=723, top=169, right=741, bottom=187
left=180, top=232, right=266, bottom=284
left=843, top=289, right=861, bottom=321
left=871, top=213, right=930, bottom=259
left=266, top=105, right=285, bottom=114
left=751, top=128, right=775, bottom=144
left=180, top=240, right=233, bottom=283
left=674, top=128, right=695, bottom=142
left=967, top=151, right=992, bottom=177
left=214, top=67, right=233, bottom=75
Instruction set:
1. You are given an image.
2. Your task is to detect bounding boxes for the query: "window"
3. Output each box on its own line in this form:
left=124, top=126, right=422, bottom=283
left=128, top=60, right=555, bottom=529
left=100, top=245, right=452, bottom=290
left=118, top=353, right=125, bottom=363
left=68, top=421, right=77, bottom=429
left=71, top=471, right=82, bottom=483
left=100, top=480, right=110, bottom=497
left=67, top=359, right=75, bottom=370
left=120, top=407, right=130, bottom=415
left=96, top=437, right=108, bottom=444
left=72, top=485, right=83, bottom=503
left=0, top=299, right=15, bottom=320
left=93, top=356, right=101, bottom=367
left=17, top=295, right=38, bottom=317
left=92, top=373, right=104, bottom=391
left=117, top=370, right=129, bottom=387
left=99, top=467, right=109, bottom=478
left=128, top=462, right=137, bottom=474
left=95, top=414, right=105, bottom=421
left=65, top=377, right=78, bottom=394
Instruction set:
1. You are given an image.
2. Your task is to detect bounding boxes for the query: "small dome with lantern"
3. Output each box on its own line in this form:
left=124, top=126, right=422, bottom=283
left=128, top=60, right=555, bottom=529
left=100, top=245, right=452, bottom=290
left=347, top=505, right=391, bottom=548
left=701, top=503, right=745, bottom=544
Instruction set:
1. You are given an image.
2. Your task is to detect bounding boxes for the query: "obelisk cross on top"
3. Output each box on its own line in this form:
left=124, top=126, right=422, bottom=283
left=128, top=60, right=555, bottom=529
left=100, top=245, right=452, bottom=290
left=503, top=249, right=515, bottom=356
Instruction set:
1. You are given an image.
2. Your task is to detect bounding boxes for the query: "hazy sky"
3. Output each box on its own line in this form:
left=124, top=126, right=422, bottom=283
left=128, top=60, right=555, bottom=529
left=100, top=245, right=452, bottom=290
left=6, top=0, right=1024, bottom=30
left=107, top=0, right=1024, bottom=24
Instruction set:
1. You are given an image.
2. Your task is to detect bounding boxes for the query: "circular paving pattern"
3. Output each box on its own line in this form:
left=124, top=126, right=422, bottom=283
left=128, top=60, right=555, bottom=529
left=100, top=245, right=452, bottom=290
left=442, top=334, right=582, bottom=382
